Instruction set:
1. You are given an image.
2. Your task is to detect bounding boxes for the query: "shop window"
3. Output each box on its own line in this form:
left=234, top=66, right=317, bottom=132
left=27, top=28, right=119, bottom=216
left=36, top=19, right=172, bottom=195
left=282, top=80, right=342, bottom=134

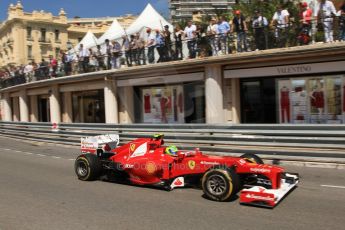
left=277, top=75, right=345, bottom=124
left=72, top=90, right=105, bottom=123
left=135, top=82, right=205, bottom=124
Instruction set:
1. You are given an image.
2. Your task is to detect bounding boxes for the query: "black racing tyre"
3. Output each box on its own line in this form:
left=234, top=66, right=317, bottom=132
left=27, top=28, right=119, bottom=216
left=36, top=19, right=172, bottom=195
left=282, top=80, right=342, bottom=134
left=240, top=153, right=264, bottom=164
left=75, top=154, right=102, bottom=181
left=202, top=167, right=240, bottom=202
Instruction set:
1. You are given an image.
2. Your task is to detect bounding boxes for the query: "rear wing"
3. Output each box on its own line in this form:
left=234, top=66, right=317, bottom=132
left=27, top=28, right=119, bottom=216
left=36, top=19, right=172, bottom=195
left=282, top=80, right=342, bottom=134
left=81, top=134, right=120, bottom=154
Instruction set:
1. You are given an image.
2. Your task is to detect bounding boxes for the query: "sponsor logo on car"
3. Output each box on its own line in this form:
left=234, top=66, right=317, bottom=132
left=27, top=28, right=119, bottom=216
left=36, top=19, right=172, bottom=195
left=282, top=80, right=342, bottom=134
left=250, top=168, right=271, bottom=173
left=245, top=194, right=275, bottom=201
left=130, top=144, right=136, bottom=152
left=200, top=161, right=219, bottom=165
left=145, top=161, right=156, bottom=174
left=188, top=160, right=196, bottom=170
left=124, top=164, right=134, bottom=169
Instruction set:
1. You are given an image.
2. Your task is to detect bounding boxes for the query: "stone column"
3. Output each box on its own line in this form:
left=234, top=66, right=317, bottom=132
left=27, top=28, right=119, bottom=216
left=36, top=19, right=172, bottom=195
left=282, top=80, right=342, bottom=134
left=231, top=78, right=241, bottom=124
left=12, top=97, right=20, bottom=121
left=2, top=93, right=12, bottom=121
left=30, top=95, right=38, bottom=122
left=104, top=77, right=118, bottom=124
left=205, top=65, right=224, bottom=123
left=19, top=90, right=29, bottom=122
left=49, top=85, right=61, bottom=124
left=118, top=86, right=134, bottom=124
left=62, top=92, right=73, bottom=123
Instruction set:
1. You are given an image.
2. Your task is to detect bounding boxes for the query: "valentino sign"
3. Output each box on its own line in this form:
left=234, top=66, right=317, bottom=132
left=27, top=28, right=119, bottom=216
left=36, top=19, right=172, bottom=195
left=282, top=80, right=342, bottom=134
left=276, top=65, right=312, bottom=74
left=224, top=61, right=345, bottom=78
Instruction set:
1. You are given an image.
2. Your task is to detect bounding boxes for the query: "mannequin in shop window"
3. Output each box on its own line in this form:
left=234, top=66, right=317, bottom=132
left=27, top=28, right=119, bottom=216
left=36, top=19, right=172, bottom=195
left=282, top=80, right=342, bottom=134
left=280, top=86, right=290, bottom=123
left=310, top=81, right=324, bottom=123
left=160, top=91, right=170, bottom=123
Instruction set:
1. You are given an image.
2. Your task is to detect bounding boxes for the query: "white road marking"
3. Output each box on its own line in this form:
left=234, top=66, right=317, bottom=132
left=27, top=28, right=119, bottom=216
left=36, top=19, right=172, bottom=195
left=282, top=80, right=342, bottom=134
left=68, top=159, right=75, bottom=161
left=321, top=185, right=345, bottom=189
left=36, top=154, right=46, bottom=157
left=52, top=156, right=61, bottom=159
left=4, top=148, right=11, bottom=151
left=15, top=150, right=23, bottom=153
left=22, top=152, right=33, bottom=155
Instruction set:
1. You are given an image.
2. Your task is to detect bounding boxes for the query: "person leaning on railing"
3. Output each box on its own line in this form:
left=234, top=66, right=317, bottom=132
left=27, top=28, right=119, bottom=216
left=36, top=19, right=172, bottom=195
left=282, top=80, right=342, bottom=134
left=207, top=17, right=219, bottom=56
left=271, top=5, right=290, bottom=48
left=173, top=24, right=183, bottom=60
left=184, top=20, right=197, bottom=59
left=252, top=10, right=268, bottom=51
left=232, top=10, right=249, bottom=53
left=217, top=16, right=231, bottom=55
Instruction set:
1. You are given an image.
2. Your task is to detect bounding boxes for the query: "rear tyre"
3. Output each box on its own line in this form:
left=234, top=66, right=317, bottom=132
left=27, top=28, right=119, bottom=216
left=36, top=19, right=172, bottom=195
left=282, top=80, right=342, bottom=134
left=202, top=167, right=240, bottom=201
left=240, top=153, right=264, bottom=164
left=75, top=154, right=102, bottom=181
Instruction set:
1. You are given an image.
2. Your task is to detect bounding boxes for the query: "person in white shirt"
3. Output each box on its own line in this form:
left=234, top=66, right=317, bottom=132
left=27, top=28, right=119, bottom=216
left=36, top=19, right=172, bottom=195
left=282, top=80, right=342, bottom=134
left=314, top=0, right=337, bottom=42
left=207, top=17, right=219, bottom=56
left=102, top=39, right=113, bottom=70
left=78, top=44, right=90, bottom=73
left=24, top=62, right=34, bottom=82
left=271, top=5, right=290, bottom=48
left=146, top=28, right=156, bottom=64
left=184, top=20, right=197, bottom=58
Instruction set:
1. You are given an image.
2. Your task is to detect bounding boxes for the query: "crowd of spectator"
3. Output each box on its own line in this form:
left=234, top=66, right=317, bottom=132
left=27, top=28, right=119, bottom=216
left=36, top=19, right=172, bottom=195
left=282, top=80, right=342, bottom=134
left=1, top=1, right=345, bottom=89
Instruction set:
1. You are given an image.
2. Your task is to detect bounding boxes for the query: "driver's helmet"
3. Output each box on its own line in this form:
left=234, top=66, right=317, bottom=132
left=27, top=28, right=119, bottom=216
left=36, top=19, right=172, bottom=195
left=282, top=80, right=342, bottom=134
left=165, top=145, right=178, bottom=156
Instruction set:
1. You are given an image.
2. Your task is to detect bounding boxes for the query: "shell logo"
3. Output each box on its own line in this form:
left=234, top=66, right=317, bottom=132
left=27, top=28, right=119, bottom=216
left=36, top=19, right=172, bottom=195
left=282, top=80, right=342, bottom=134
left=145, top=162, right=156, bottom=174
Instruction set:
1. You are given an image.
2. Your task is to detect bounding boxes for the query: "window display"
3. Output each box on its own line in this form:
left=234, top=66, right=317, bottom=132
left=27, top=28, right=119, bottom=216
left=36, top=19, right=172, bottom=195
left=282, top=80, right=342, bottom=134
left=142, top=85, right=184, bottom=123
left=277, top=75, right=345, bottom=124
left=290, top=79, right=308, bottom=123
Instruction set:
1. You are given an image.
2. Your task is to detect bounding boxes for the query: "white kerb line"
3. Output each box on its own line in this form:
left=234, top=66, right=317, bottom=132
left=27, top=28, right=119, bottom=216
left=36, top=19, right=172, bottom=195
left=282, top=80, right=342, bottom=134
left=321, top=185, right=345, bottom=189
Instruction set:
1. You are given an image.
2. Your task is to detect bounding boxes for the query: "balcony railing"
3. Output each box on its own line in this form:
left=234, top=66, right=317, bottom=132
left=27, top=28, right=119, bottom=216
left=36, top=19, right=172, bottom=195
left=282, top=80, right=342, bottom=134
left=27, top=36, right=34, bottom=41
left=39, top=38, right=51, bottom=43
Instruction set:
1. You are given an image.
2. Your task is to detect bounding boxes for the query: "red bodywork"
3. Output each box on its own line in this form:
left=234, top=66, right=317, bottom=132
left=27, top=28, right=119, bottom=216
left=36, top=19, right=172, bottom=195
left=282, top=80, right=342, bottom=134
left=100, top=137, right=284, bottom=188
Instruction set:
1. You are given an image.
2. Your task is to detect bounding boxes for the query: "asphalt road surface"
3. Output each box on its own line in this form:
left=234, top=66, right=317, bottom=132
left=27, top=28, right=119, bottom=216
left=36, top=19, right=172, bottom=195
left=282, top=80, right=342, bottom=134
left=0, top=136, right=344, bottom=230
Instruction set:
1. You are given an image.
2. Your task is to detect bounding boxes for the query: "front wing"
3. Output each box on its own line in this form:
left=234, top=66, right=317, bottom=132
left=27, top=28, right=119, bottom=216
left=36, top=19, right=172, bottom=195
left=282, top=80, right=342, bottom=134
left=240, top=173, right=299, bottom=208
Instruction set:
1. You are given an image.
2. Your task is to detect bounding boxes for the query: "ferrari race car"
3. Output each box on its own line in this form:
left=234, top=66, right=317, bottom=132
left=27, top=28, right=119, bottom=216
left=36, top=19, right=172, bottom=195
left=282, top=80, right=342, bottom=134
left=75, top=134, right=299, bottom=208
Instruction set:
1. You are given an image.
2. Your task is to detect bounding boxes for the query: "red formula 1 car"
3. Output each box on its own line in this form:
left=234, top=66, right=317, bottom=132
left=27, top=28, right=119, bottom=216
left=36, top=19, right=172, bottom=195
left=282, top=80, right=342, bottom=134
left=75, top=134, right=299, bottom=208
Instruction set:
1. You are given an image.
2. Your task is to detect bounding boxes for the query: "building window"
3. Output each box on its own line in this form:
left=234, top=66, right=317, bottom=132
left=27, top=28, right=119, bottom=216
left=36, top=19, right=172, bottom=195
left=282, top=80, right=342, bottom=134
left=40, top=28, right=46, bottom=42
left=27, top=27, right=32, bottom=38
left=55, top=48, right=60, bottom=59
left=28, top=45, right=32, bottom=59
left=54, top=29, right=60, bottom=41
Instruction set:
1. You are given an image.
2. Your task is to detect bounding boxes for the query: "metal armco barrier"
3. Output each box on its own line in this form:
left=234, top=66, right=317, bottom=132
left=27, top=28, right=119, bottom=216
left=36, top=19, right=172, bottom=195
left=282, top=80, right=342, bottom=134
left=0, top=121, right=345, bottom=163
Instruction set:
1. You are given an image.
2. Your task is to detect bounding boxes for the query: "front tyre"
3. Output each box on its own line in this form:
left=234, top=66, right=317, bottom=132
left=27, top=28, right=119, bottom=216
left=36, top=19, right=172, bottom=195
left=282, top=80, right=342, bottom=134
left=75, top=154, right=102, bottom=181
left=202, top=167, right=240, bottom=201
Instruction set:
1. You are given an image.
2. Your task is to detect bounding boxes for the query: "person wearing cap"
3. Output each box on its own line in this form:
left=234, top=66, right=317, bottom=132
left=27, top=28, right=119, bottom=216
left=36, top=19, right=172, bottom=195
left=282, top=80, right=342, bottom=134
left=232, top=10, right=249, bottom=52
left=271, top=5, right=290, bottom=48
left=207, top=17, right=219, bottom=56
left=146, top=28, right=156, bottom=64
left=217, top=16, right=231, bottom=55
left=184, top=20, right=197, bottom=58
left=252, top=10, right=268, bottom=50
left=314, top=0, right=336, bottom=43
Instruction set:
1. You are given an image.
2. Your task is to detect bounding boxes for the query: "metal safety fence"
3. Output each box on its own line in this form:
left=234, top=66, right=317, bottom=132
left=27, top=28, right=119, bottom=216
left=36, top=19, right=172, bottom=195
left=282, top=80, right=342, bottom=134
left=0, top=121, right=344, bottom=163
